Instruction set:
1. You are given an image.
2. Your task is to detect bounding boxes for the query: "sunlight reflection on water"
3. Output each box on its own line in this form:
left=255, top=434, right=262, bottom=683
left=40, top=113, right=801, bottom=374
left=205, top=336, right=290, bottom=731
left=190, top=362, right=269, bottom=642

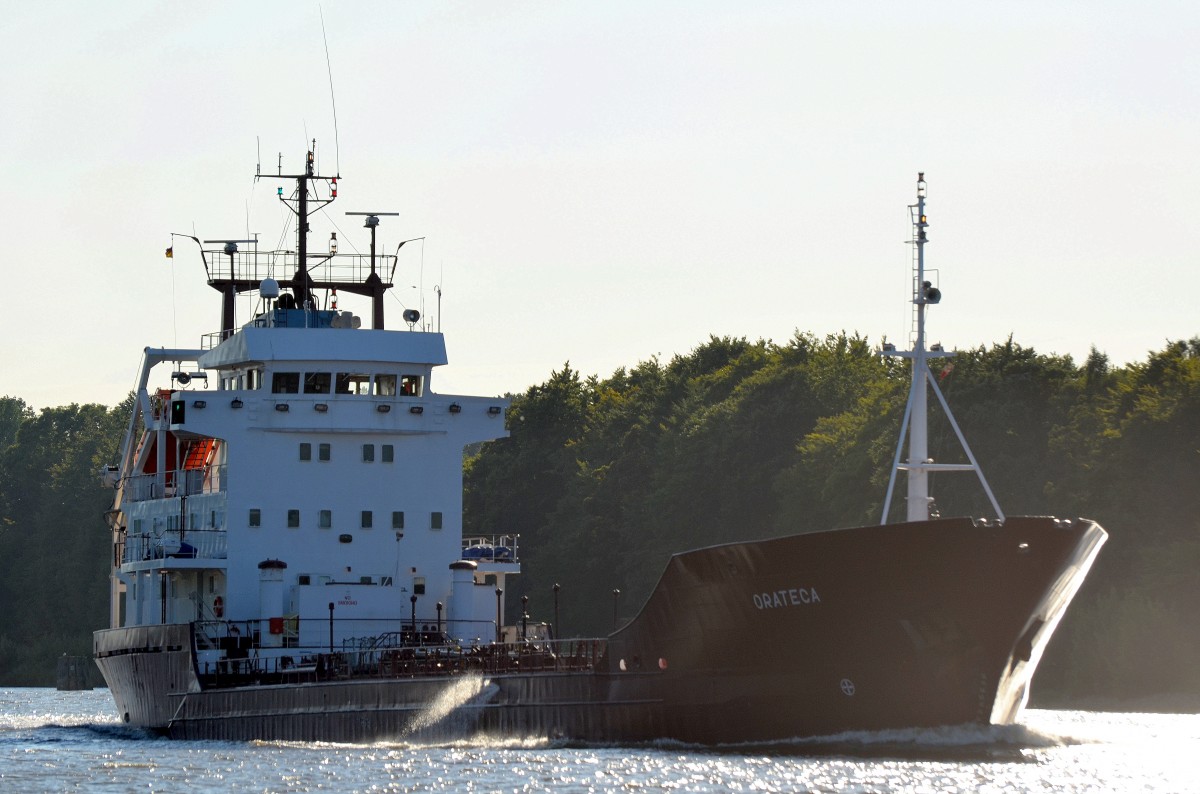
left=1, top=689, right=1195, bottom=793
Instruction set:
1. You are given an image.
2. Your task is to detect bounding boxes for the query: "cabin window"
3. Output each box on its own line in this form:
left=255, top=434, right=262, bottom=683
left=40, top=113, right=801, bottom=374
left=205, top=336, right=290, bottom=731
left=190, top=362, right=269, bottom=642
left=361, top=511, right=373, bottom=529
left=247, top=369, right=263, bottom=390
left=299, top=443, right=312, bottom=461
left=287, top=509, right=300, bottom=528
left=392, top=511, right=404, bottom=530
left=298, top=575, right=311, bottom=586
left=400, top=375, right=423, bottom=397
left=413, top=576, right=426, bottom=595
left=272, top=372, right=300, bottom=394
left=375, top=374, right=397, bottom=396
left=381, top=444, right=394, bottom=463
left=362, top=444, right=375, bottom=462
left=249, top=508, right=261, bottom=527
left=431, top=511, right=443, bottom=530
left=318, top=443, right=331, bottom=461
left=318, top=510, right=332, bottom=529
left=133, top=518, right=144, bottom=533
left=189, top=513, right=199, bottom=530
left=304, top=372, right=331, bottom=394
left=335, top=373, right=370, bottom=395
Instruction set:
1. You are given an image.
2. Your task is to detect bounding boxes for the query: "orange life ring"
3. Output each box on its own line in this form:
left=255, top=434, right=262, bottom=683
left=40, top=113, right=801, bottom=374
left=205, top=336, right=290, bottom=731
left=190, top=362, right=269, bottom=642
left=213, top=596, right=224, bottom=618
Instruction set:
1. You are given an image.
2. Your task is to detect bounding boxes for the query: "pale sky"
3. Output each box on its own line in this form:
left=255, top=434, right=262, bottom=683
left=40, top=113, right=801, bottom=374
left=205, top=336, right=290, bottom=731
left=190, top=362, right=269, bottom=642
left=2, top=1, right=1196, bottom=410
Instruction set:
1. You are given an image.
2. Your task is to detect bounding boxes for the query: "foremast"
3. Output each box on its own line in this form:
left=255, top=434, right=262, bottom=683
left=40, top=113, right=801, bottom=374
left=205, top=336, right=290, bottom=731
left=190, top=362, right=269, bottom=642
left=881, top=173, right=1004, bottom=524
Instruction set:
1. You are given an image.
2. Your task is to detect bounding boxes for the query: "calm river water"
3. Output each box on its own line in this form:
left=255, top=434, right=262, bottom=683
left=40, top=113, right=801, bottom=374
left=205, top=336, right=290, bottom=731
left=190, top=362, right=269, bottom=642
left=1, top=688, right=1195, bottom=792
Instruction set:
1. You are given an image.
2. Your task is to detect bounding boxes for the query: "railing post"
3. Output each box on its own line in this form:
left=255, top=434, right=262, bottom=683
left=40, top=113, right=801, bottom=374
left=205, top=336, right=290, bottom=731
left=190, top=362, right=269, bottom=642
left=553, top=583, right=561, bottom=641
left=494, top=587, right=503, bottom=644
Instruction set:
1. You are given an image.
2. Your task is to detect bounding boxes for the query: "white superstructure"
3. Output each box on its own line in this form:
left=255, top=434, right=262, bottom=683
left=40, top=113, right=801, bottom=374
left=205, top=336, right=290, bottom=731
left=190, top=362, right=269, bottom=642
left=102, top=147, right=517, bottom=671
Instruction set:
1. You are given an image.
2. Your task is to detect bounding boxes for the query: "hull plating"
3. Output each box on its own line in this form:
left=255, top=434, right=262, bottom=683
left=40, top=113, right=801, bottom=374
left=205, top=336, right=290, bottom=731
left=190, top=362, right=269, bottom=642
left=95, top=516, right=1105, bottom=744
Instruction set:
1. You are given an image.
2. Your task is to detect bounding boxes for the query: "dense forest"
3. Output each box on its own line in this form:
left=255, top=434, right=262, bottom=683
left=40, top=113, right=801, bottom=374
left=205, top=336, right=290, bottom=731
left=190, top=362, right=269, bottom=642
left=463, top=334, right=1200, bottom=705
left=1, top=334, right=1197, bottom=705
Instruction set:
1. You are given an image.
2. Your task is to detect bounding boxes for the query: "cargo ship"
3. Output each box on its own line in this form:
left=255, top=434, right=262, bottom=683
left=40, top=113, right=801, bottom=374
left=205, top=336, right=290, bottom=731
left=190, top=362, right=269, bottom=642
left=94, top=158, right=1105, bottom=743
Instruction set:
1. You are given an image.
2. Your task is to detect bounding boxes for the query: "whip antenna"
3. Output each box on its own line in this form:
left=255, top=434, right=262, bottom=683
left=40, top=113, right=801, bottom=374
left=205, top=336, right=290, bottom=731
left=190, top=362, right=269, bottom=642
left=320, top=6, right=340, bottom=177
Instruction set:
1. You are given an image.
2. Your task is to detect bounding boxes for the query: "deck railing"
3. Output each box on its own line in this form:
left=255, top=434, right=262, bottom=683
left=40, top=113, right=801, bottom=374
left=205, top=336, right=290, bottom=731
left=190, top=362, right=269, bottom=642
left=125, top=465, right=226, bottom=503
left=190, top=618, right=606, bottom=687
left=461, top=534, right=520, bottom=563
left=123, top=528, right=227, bottom=563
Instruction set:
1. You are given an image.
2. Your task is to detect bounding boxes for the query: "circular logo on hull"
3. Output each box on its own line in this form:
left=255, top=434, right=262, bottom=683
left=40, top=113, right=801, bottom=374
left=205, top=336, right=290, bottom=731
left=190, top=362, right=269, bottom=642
left=840, top=678, right=856, bottom=697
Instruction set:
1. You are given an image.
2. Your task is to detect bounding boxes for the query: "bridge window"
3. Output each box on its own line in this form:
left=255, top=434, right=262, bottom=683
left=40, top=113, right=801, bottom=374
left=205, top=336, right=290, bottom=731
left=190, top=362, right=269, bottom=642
left=287, top=509, right=300, bottom=528
left=249, top=508, right=261, bottom=527
left=335, top=373, right=370, bottom=395
left=361, top=511, right=373, bottom=529
left=271, top=372, right=300, bottom=394
left=392, top=511, right=404, bottom=530
left=400, top=375, right=423, bottom=397
left=318, top=510, right=332, bottom=529
left=304, top=372, right=331, bottom=394
left=375, top=375, right=397, bottom=396
left=431, top=511, right=443, bottom=530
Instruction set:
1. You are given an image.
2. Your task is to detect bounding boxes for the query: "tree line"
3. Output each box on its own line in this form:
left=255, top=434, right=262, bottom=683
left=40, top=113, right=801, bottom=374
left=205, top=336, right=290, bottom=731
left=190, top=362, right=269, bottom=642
left=465, top=334, right=1200, bottom=705
left=0, top=334, right=1197, bottom=704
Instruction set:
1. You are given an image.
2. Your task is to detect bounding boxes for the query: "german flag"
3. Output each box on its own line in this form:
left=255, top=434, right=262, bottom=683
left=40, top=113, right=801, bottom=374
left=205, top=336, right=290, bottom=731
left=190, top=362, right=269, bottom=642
left=165, top=246, right=173, bottom=259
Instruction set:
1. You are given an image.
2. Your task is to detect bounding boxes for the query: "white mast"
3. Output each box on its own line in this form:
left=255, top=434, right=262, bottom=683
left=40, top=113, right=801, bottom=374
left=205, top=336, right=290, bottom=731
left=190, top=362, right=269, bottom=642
left=881, top=173, right=1005, bottom=524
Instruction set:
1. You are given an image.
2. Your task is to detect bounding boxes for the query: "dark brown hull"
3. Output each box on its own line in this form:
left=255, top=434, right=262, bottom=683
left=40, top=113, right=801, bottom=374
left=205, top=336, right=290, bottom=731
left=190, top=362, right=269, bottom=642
left=95, top=516, right=1105, bottom=744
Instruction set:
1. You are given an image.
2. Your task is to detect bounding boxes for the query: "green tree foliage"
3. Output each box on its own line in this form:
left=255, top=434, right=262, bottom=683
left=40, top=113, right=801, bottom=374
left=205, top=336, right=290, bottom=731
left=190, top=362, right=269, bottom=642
left=0, top=398, right=126, bottom=683
left=465, top=337, right=1200, bottom=703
